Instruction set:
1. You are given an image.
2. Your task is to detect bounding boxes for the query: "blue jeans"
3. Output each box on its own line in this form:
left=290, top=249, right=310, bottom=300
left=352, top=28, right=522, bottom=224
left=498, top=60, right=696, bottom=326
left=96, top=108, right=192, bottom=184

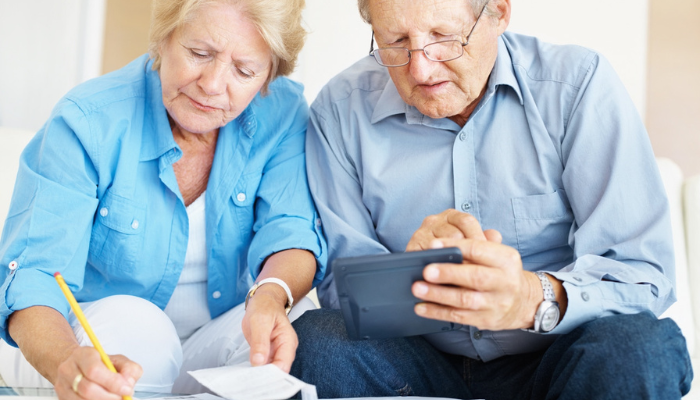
left=291, top=309, right=693, bottom=399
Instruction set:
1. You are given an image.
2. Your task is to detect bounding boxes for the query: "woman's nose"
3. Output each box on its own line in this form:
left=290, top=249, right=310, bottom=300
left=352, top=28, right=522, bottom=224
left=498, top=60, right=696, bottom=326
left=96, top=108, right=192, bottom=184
left=198, top=61, right=228, bottom=96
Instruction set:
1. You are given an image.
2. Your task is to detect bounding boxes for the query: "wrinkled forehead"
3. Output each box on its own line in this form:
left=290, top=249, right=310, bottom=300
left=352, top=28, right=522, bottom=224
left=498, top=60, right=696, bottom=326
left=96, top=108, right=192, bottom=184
left=369, top=0, right=474, bottom=33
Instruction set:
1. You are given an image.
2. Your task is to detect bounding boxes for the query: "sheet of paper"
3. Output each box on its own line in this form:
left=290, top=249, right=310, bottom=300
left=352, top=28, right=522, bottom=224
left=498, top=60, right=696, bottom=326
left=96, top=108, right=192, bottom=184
left=188, top=362, right=316, bottom=400
left=0, top=397, right=57, bottom=400
left=136, top=394, right=224, bottom=400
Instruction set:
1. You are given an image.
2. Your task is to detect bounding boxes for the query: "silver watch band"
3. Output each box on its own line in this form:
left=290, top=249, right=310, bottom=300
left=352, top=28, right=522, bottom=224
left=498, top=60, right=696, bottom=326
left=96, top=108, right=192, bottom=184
left=536, top=271, right=555, bottom=302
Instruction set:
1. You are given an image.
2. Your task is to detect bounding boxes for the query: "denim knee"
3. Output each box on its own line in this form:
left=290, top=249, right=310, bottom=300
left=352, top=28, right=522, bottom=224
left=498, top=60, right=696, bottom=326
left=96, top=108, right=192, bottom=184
left=542, top=311, right=693, bottom=398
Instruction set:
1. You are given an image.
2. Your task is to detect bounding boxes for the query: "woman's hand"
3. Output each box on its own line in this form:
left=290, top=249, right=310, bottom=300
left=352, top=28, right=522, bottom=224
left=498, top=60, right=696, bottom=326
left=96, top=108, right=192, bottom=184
left=53, top=346, right=141, bottom=400
left=241, top=284, right=298, bottom=373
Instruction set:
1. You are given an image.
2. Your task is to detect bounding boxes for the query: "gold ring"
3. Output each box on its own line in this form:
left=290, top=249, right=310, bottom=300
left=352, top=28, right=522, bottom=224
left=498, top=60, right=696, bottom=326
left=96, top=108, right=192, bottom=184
left=72, top=373, right=83, bottom=394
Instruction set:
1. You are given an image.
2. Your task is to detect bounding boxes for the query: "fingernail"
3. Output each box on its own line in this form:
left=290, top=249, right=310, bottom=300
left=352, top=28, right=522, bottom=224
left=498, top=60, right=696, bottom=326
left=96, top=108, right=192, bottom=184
left=425, top=265, right=439, bottom=280
left=127, top=377, right=136, bottom=387
left=414, top=282, right=428, bottom=296
left=120, top=386, right=134, bottom=396
left=415, top=304, right=427, bottom=315
left=252, top=353, right=265, bottom=365
left=430, top=240, right=444, bottom=249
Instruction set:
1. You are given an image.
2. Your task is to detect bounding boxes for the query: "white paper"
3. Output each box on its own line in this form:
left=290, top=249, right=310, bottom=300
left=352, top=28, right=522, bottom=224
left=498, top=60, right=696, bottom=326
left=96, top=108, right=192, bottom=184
left=136, top=394, right=224, bottom=400
left=188, top=362, right=316, bottom=400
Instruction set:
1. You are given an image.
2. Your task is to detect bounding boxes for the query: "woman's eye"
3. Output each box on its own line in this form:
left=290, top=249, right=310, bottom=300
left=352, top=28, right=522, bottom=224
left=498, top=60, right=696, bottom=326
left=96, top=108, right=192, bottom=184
left=190, top=49, right=208, bottom=58
left=236, top=67, right=255, bottom=79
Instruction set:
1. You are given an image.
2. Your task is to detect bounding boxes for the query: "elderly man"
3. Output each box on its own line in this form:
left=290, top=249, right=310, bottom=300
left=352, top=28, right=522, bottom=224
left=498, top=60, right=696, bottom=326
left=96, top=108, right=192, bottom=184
left=291, top=0, right=693, bottom=398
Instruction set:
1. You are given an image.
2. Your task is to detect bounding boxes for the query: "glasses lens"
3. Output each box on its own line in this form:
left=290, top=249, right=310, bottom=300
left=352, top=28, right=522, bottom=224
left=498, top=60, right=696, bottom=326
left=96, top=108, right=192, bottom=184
left=374, top=48, right=409, bottom=66
left=424, top=40, right=463, bottom=62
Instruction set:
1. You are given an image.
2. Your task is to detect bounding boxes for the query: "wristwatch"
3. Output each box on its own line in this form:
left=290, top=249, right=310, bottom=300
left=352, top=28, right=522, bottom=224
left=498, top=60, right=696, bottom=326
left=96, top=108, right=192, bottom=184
left=529, top=272, right=560, bottom=333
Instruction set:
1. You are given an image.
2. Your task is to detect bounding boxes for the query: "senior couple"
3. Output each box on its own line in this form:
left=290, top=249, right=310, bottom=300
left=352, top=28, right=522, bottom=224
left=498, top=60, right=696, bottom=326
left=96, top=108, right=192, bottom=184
left=0, top=0, right=692, bottom=399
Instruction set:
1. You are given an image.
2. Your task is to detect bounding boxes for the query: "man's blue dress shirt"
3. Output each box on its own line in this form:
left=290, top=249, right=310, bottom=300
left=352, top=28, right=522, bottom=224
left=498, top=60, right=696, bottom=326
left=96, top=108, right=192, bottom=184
left=306, top=32, right=674, bottom=361
left=0, top=55, right=326, bottom=346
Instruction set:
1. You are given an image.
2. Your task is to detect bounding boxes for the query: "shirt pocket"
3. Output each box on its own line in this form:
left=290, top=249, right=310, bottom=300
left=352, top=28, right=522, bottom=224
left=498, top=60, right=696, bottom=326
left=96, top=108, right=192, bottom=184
left=88, top=191, right=146, bottom=273
left=232, top=172, right=263, bottom=236
left=511, top=189, right=573, bottom=262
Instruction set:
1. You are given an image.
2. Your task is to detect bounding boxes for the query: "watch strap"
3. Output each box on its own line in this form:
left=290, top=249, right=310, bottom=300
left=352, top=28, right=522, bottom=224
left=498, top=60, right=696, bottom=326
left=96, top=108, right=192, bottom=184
left=245, top=277, right=294, bottom=315
left=536, top=271, right=555, bottom=301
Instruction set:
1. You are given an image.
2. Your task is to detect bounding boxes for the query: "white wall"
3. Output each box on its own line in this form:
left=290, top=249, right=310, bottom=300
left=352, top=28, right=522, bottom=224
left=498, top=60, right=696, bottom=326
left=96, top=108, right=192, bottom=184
left=0, top=0, right=106, bottom=131
left=0, top=0, right=648, bottom=129
left=508, top=0, right=649, bottom=118
left=293, top=0, right=649, bottom=118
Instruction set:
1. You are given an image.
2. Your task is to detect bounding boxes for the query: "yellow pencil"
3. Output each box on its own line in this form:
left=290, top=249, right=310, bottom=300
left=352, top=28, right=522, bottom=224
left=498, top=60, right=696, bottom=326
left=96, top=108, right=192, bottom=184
left=54, top=272, right=133, bottom=400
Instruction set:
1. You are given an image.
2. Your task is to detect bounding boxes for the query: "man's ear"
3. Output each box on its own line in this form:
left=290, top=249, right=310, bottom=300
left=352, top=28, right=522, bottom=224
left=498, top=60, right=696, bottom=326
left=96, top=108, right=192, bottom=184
left=494, top=0, right=512, bottom=35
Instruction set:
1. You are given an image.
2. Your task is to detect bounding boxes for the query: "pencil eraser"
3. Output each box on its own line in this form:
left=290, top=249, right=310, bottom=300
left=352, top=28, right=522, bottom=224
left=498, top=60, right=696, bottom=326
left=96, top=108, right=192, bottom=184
left=53, top=272, right=61, bottom=277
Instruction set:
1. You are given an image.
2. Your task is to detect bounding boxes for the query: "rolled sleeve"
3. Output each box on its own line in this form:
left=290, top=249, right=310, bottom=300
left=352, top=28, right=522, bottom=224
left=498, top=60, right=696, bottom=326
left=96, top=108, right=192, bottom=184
left=0, top=100, right=99, bottom=345
left=248, top=103, right=327, bottom=287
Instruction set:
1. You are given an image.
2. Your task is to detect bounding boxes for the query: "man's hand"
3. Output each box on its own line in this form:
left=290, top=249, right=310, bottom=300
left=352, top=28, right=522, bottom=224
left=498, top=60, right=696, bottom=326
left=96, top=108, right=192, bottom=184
left=411, top=237, right=543, bottom=331
left=406, top=209, right=502, bottom=251
left=242, top=285, right=298, bottom=373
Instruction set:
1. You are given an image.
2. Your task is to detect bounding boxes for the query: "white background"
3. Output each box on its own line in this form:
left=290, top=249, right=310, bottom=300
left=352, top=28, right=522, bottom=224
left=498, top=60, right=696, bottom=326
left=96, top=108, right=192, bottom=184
left=0, top=0, right=648, bottom=131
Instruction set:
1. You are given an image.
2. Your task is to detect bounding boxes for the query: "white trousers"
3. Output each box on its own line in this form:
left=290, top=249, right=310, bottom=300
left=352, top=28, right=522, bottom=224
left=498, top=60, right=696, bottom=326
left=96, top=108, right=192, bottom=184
left=0, top=295, right=315, bottom=394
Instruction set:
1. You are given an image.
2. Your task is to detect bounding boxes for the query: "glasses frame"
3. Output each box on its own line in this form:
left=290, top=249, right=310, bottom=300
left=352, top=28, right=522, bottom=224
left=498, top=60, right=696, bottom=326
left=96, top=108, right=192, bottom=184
left=368, top=3, right=488, bottom=67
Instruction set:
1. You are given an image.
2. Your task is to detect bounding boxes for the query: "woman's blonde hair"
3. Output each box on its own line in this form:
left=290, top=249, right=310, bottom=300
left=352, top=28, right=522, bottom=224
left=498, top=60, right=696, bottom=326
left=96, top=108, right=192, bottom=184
left=148, top=0, right=306, bottom=94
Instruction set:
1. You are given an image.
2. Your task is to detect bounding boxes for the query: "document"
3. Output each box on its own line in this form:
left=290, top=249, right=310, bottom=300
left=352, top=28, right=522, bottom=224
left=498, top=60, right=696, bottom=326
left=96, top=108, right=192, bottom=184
left=188, top=362, right=316, bottom=400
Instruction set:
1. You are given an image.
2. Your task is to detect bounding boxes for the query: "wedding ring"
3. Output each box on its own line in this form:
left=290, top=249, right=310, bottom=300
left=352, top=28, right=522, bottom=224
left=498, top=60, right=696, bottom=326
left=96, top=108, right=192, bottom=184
left=72, top=373, right=83, bottom=394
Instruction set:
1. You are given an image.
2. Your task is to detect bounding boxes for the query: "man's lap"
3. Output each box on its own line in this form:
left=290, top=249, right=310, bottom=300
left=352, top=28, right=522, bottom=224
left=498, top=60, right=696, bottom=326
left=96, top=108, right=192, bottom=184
left=291, top=309, right=692, bottom=400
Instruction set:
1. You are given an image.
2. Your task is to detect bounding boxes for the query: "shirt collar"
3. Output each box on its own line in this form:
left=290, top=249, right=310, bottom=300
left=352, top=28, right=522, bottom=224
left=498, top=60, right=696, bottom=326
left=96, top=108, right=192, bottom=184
left=489, top=35, right=523, bottom=105
left=369, top=35, right=523, bottom=126
left=141, top=57, right=179, bottom=161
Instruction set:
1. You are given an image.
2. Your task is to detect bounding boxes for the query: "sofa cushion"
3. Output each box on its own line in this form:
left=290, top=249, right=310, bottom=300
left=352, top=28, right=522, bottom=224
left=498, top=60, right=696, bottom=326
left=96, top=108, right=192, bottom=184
left=657, top=157, right=695, bottom=358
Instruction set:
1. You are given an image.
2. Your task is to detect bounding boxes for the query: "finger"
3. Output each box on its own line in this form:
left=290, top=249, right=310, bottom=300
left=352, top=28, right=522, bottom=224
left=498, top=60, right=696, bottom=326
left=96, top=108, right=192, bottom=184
left=74, top=349, right=130, bottom=399
left=71, top=369, right=122, bottom=400
left=111, top=355, right=141, bottom=393
left=435, top=237, right=521, bottom=269
left=412, top=280, right=488, bottom=310
left=484, top=229, right=502, bottom=243
left=414, top=302, right=480, bottom=326
left=247, top=312, right=274, bottom=367
left=269, top=324, right=299, bottom=373
left=445, top=211, right=487, bottom=240
left=420, top=262, right=501, bottom=291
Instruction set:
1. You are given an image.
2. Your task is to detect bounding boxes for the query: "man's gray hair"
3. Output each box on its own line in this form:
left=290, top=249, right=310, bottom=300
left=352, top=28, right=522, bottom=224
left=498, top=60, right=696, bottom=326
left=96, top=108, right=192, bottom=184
left=357, top=0, right=492, bottom=24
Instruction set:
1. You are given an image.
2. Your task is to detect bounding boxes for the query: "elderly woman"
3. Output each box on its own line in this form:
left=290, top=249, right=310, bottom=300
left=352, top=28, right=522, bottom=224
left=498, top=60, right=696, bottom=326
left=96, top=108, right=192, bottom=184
left=0, top=0, right=325, bottom=398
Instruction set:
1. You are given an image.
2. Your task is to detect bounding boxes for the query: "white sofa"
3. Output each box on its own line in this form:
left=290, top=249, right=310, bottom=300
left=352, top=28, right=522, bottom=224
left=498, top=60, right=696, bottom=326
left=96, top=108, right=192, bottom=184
left=0, top=126, right=698, bottom=395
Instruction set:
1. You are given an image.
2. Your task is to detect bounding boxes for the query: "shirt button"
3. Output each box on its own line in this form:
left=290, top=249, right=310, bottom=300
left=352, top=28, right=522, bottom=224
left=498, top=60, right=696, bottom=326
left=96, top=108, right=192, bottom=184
left=8, top=261, right=18, bottom=270
left=574, top=276, right=583, bottom=282
left=237, top=193, right=246, bottom=202
left=461, top=202, right=471, bottom=212
left=581, top=292, right=590, bottom=301
left=316, top=218, right=322, bottom=226
left=212, top=291, right=222, bottom=299
left=459, top=132, right=466, bottom=141
left=100, top=208, right=108, bottom=217
left=473, top=330, right=482, bottom=340
left=131, top=220, right=139, bottom=230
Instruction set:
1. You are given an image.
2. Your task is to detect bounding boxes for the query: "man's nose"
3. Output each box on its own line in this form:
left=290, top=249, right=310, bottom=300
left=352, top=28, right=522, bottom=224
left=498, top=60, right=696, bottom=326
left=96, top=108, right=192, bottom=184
left=408, top=49, right=438, bottom=83
left=198, top=60, right=228, bottom=96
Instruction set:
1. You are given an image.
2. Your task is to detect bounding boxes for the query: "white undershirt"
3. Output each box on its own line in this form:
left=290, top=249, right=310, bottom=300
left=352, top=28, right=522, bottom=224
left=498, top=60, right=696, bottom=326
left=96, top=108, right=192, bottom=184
left=164, top=192, right=212, bottom=341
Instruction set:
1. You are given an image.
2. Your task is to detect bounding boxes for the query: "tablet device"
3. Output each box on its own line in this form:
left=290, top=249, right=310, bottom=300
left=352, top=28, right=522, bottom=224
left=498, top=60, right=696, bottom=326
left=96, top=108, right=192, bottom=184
left=332, top=247, right=464, bottom=340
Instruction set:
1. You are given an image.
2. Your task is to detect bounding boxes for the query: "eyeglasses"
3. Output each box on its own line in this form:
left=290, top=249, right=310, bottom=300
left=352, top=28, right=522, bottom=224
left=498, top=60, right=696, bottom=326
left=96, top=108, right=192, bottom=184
left=369, top=3, right=488, bottom=67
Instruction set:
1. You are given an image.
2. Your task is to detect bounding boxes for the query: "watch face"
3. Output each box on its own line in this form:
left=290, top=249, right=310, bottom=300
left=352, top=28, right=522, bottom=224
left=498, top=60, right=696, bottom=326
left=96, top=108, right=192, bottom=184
left=541, top=304, right=560, bottom=332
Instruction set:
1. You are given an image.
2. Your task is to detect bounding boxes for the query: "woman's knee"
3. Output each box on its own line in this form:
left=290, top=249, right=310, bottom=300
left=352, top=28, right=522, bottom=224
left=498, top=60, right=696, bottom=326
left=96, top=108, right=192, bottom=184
left=77, top=295, right=182, bottom=393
